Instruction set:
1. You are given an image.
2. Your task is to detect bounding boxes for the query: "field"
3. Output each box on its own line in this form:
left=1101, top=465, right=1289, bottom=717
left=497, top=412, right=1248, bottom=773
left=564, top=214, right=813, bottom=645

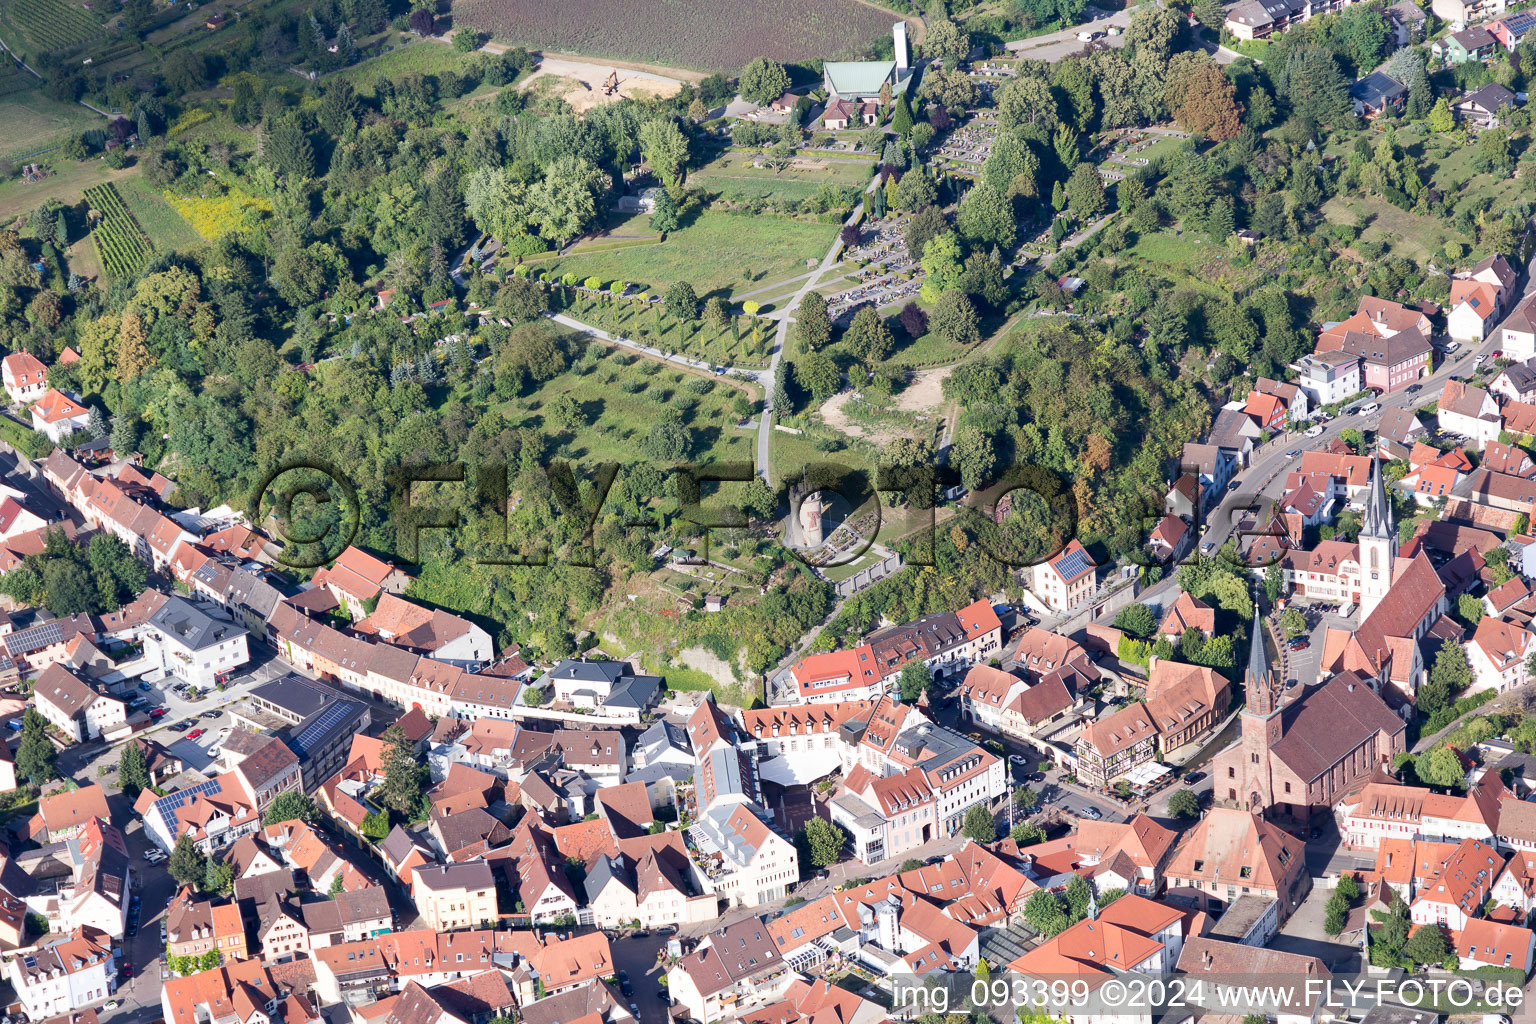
left=0, top=0, right=102, bottom=63
left=164, top=183, right=273, bottom=240
left=692, top=152, right=874, bottom=203
left=541, top=211, right=838, bottom=302
left=84, top=183, right=155, bottom=280
left=1321, top=196, right=1460, bottom=263
left=559, top=292, right=773, bottom=368
left=0, top=90, right=102, bottom=160
left=116, top=175, right=206, bottom=253
left=496, top=321, right=755, bottom=465
left=334, top=37, right=488, bottom=96
left=451, top=0, right=898, bottom=71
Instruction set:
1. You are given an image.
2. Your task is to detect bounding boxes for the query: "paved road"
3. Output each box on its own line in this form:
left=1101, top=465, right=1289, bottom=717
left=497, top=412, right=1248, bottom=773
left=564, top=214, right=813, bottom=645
left=1004, top=8, right=1132, bottom=61
left=756, top=179, right=880, bottom=481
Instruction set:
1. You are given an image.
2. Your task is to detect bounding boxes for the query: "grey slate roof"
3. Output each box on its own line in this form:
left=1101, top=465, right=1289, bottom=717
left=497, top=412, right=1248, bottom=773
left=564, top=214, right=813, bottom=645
left=148, top=597, right=246, bottom=651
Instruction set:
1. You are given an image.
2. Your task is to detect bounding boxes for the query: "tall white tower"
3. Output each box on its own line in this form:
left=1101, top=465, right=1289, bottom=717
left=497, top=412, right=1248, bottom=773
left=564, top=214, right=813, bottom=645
left=1357, top=458, right=1397, bottom=622
left=893, top=22, right=909, bottom=70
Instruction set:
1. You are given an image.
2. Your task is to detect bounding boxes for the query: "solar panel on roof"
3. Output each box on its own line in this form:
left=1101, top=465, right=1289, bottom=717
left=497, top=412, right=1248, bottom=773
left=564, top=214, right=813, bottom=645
left=1053, top=547, right=1093, bottom=581
left=292, top=701, right=359, bottom=756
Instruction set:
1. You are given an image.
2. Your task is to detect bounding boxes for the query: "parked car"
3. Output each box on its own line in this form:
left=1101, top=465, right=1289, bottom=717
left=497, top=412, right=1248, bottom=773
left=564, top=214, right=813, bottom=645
left=201, top=710, right=220, bottom=720
left=139, top=681, right=153, bottom=692
left=1360, top=402, right=1381, bottom=415
left=1405, top=384, right=1421, bottom=394
left=1081, top=806, right=1103, bottom=819
left=187, top=728, right=205, bottom=740
left=1285, top=449, right=1301, bottom=459
left=120, top=963, right=131, bottom=979
left=1304, top=424, right=1324, bottom=438
left=1184, top=771, right=1205, bottom=784
left=148, top=708, right=168, bottom=719
left=1492, top=350, right=1503, bottom=359
left=1446, top=341, right=1461, bottom=352
left=1008, top=754, right=1027, bottom=765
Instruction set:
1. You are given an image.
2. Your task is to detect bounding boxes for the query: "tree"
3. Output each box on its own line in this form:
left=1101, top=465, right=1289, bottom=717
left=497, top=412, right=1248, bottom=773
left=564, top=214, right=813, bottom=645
left=1403, top=923, right=1450, bottom=967
left=1420, top=640, right=1472, bottom=716
left=927, top=17, right=971, bottom=64
left=893, top=171, right=937, bottom=211
left=931, top=291, right=980, bottom=347
left=795, top=353, right=840, bottom=401
left=1024, top=888, right=1068, bottom=937
left=1170, top=60, right=1244, bottom=140
left=957, top=182, right=1016, bottom=248
left=16, top=709, right=57, bottom=784
left=203, top=856, right=233, bottom=895
left=1065, top=874, right=1094, bottom=922
left=528, top=155, right=603, bottom=249
left=951, top=425, right=996, bottom=490
left=1370, top=892, right=1411, bottom=966
left=409, top=9, right=435, bottom=35
left=1010, top=822, right=1047, bottom=845
left=665, top=280, right=699, bottom=322
left=642, top=420, right=693, bottom=461
left=376, top=724, right=427, bottom=815
left=742, top=477, right=777, bottom=520
left=1337, top=873, right=1360, bottom=902
left=1428, top=97, right=1455, bottom=132
left=1456, top=592, right=1484, bottom=626
left=640, top=118, right=690, bottom=187
left=892, top=94, right=915, bottom=136
left=1128, top=5, right=1181, bottom=75
left=801, top=816, right=847, bottom=867
left=844, top=306, right=894, bottom=364
left=796, top=292, right=832, bottom=350
left=263, top=791, right=317, bottom=825
left=454, top=28, right=484, bottom=51
left=119, top=741, right=149, bottom=799
left=1112, top=603, right=1157, bottom=639
left=960, top=803, right=997, bottom=843
left=1065, top=162, right=1107, bottom=218
left=704, top=297, right=730, bottom=331
left=740, top=58, right=791, bottom=105
left=650, top=188, right=680, bottom=234
left=169, top=835, right=207, bottom=888
left=360, top=811, right=391, bottom=841
left=898, top=660, right=930, bottom=701
left=1169, top=789, right=1200, bottom=818
left=1325, top=892, right=1347, bottom=934
left=1280, top=608, right=1307, bottom=638
left=1417, top=745, right=1466, bottom=790
left=899, top=303, right=928, bottom=338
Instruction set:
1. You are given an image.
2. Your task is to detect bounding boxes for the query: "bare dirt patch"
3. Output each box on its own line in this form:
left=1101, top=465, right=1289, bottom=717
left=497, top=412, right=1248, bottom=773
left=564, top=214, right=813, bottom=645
left=894, top=364, right=953, bottom=413
left=520, top=56, right=686, bottom=113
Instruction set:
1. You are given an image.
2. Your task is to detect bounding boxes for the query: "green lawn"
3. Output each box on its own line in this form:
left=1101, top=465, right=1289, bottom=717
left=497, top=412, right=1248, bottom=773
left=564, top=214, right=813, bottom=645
left=335, top=37, right=482, bottom=96
left=543, top=211, right=839, bottom=301
left=692, top=152, right=873, bottom=203
left=115, top=174, right=205, bottom=253
left=497, top=323, right=755, bottom=465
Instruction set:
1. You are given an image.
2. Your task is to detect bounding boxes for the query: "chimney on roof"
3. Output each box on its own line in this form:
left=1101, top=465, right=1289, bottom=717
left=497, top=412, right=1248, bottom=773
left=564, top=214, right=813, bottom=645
left=1201, top=949, right=1212, bottom=969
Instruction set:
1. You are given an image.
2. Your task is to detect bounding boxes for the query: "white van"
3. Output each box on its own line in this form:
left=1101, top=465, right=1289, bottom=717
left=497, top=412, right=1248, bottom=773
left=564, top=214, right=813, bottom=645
left=1360, top=402, right=1381, bottom=415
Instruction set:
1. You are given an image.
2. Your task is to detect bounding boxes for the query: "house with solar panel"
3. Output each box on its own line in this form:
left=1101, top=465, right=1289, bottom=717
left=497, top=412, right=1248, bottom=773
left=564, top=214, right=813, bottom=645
left=142, top=596, right=249, bottom=689
left=237, top=674, right=371, bottom=791
left=136, top=772, right=263, bottom=854
left=1030, top=540, right=1099, bottom=613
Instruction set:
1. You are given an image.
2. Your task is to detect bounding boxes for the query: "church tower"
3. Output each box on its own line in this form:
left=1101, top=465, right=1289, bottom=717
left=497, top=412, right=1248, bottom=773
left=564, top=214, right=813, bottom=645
left=1358, top=457, right=1397, bottom=622
left=1233, top=604, right=1281, bottom=812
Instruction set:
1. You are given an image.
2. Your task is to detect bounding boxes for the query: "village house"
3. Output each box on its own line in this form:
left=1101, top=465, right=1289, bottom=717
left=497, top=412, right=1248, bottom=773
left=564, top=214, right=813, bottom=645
left=30, top=390, right=91, bottom=443
left=1031, top=539, right=1097, bottom=613
left=2, top=352, right=50, bottom=404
